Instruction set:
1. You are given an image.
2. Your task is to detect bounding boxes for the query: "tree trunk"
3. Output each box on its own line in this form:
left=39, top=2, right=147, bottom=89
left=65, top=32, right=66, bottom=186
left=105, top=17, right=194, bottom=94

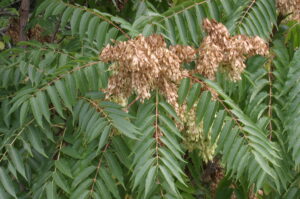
left=19, top=0, right=30, bottom=42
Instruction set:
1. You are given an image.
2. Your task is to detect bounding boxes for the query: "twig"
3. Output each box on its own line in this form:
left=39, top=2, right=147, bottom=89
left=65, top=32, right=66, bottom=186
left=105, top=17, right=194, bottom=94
left=55, top=127, right=67, bottom=161
left=268, top=62, right=273, bottom=139
left=125, top=96, right=140, bottom=111
left=155, top=90, right=160, bottom=166
left=237, top=0, right=256, bottom=27
left=89, top=142, right=110, bottom=197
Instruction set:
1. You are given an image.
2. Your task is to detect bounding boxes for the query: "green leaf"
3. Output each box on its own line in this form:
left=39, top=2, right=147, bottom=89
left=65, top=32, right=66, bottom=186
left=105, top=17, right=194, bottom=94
left=20, top=101, right=29, bottom=126
left=99, top=168, right=121, bottom=199
left=159, top=102, right=180, bottom=122
left=46, top=86, right=65, bottom=119
left=61, top=146, right=82, bottom=159
left=98, top=125, right=111, bottom=151
left=105, top=28, right=118, bottom=44
left=71, top=166, right=96, bottom=188
left=87, top=119, right=107, bottom=143
left=187, top=83, right=201, bottom=110
left=145, top=166, right=156, bottom=197
left=53, top=172, right=70, bottom=194
left=132, top=158, right=154, bottom=190
left=174, top=14, right=187, bottom=44
left=70, top=179, right=92, bottom=199
left=184, top=10, right=198, bottom=44
left=70, top=9, right=82, bottom=35
left=160, top=138, right=184, bottom=162
left=96, top=179, right=112, bottom=199
left=97, top=22, right=109, bottom=48
left=8, top=146, right=27, bottom=180
left=55, top=159, right=73, bottom=179
left=161, top=157, right=186, bottom=185
left=207, top=0, right=220, bottom=20
left=252, top=151, right=277, bottom=180
left=28, top=126, right=48, bottom=157
left=8, top=94, right=29, bottom=116
left=88, top=17, right=100, bottom=42
left=61, top=7, right=74, bottom=29
left=79, top=12, right=91, bottom=37
left=178, top=78, right=190, bottom=105
left=0, top=183, right=10, bottom=199
left=104, top=107, right=133, bottom=118
left=220, top=0, right=232, bottom=16
left=160, top=165, right=176, bottom=192
left=0, top=167, right=16, bottom=198
left=77, top=190, right=89, bottom=199
left=46, top=182, right=57, bottom=199
left=196, top=91, right=211, bottom=123
left=104, top=152, right=124, bottom=185
left=75, top=69, right=89, bottom=94
left=30, top=96, right=43, bottom=127
left=55, top=80, right=73, bottom=112
left=159, top=114, right=182, bottom=138
left=164, top=18, right=176, bottom=45
left=110, top=115, right=139, bottom=139
left=36, top=91, right=51, bottom=123
left=43, top=1, right=58, bottom=18
left=159, top=126, right=183, bottom=154
left=35, top=0, right=51, bottom=15
left=52, top=2, right=66, bottom=15
left=159, top=147, right=185, bottom=176
left=211, top=110, right=226, bottom=143
left=203, top=100, right=218, bottom=137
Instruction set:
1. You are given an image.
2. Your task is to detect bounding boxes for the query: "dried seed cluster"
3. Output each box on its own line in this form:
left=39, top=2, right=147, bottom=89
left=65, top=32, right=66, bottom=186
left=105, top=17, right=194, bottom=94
left=196, top=19, right=269, bottom=81
left=100, top=20, right=269, bottom=102
left=100, top=34, right=195, bottom=108
left=277, top=0, right=300, bottom=22
left=169, top=45, right=197, bottom=63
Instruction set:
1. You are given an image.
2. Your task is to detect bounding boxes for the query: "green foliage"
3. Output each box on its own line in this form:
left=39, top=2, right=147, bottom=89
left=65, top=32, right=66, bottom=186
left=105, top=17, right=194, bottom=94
left=0, top=0, right=300, bottom=198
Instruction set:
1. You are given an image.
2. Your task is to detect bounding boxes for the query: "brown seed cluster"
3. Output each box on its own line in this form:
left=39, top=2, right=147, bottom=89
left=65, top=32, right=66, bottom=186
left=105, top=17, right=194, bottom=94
left=100, top=34, right=195, bottom=108
left=99, top=19, right=269, bottom=105
left=196, top=19, right=269, bottom=81
left=169, top=45, right=197, bottom=63
left=277, top=0, right=300, bottom=22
